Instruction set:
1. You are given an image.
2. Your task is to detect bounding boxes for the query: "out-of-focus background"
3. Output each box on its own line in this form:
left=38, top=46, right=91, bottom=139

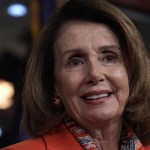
left=0, top=0, right=149, bottom=148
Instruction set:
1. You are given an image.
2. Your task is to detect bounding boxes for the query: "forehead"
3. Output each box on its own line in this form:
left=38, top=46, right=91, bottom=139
left=55, top=20, right=119, bottom=49
left=57, top=20, right=117, bottom=39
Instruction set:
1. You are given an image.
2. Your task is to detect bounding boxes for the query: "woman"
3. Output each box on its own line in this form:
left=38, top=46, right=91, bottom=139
left=3, top=0, right=150, bottom=149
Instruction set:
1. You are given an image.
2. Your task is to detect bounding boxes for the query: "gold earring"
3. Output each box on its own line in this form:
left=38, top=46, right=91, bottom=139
left=53, top=96, right=61, bottom=105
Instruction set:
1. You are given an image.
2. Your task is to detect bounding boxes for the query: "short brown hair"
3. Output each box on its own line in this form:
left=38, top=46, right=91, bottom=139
left=21, top=0, right=150, bottom=144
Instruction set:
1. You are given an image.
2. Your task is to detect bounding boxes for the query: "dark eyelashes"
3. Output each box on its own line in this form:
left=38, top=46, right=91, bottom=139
left=103, top=52, right=117, bottom=58
left=64, top=51, right=120, bottom=67
left=66, top=56, right=84, bottom=67
left=103, top=52, right=118, bottom=62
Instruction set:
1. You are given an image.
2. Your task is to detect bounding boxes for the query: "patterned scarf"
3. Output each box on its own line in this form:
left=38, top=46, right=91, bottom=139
left=64, top=116, right=145, bottom=150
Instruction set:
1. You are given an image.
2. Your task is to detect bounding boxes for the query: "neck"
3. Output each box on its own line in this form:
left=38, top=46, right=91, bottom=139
left=86, top=119, right=122, bottom=150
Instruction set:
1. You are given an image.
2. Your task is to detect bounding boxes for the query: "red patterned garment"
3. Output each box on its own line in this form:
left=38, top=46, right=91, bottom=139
left=2, top=122, right=149, bottom=150
left=64, top=117, right=145, bottom=150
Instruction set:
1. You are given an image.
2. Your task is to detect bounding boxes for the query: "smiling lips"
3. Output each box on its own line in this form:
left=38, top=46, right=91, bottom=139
left=81, top=90, right=112, bottom=104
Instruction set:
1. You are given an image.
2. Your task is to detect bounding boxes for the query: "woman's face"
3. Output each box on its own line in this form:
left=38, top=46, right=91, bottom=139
left=54, top=21, right=129, bottom=128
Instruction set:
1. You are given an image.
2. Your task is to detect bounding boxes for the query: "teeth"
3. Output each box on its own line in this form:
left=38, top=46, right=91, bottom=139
left=84, top=93, right=109, bottom=100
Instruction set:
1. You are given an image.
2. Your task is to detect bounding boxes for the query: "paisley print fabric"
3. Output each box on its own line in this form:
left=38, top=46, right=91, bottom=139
left=64, top=116, right=145, bottom=150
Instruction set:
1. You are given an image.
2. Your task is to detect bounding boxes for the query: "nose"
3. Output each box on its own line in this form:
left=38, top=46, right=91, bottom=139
left=86, top=61, right=105, bottom=85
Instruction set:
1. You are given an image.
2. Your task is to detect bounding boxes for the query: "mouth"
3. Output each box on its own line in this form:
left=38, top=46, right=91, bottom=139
left=81, top=91, right=112, bottom=101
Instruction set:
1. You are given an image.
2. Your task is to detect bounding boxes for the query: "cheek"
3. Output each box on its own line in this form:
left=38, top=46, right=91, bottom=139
left=112, top=69, right=129, bottom=100
left=55, top=71, right=84, bottom=97
left=115, top=69, right=129, bottom=88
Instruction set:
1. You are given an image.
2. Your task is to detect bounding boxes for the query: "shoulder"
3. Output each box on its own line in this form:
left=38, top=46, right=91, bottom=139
left=1, top=124, right=82, bottom=150
left=144, top=145, right=150, bottom=150
left=1, top=137, right=46, bottom=150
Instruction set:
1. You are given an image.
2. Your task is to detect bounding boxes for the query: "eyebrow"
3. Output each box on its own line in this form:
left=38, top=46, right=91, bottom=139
left=62, top=48, right=84, bottom=58
left=62, top=45, right=121, bottom=58
left=100, top=45, right=121, bottom=51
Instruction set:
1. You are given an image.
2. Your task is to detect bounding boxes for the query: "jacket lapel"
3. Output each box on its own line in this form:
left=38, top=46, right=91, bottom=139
left=43, top=124, right=83, bottom=150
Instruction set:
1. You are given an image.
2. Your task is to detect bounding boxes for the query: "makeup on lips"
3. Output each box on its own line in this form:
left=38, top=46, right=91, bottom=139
left=81, top=90, right=113, bottom=105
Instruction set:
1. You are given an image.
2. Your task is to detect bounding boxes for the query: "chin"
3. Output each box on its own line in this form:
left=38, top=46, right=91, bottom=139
left=84, top=109, right=122, bottom=123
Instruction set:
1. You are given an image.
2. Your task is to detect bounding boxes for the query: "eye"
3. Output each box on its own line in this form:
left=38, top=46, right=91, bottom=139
left=103, top=52, right=117, bottom=63
left=66, top=55, right=84, bottom=67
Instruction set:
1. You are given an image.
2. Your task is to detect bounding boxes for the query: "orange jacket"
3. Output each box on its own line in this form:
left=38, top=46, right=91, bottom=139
left=2, top=124, right=150, bottom=150
left=2, top=124, right=82, bottom=150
